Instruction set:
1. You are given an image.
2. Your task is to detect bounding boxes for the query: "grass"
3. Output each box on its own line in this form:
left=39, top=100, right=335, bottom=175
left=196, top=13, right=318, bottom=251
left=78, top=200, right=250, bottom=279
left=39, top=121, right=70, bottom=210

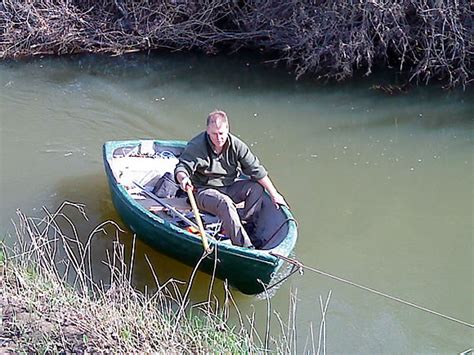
left=1, top=202, right=329, bottom=353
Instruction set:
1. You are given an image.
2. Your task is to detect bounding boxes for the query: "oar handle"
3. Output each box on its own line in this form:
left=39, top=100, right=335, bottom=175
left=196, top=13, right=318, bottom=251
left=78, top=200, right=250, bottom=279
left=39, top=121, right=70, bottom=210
left=186, top=188, right=211, bottom=253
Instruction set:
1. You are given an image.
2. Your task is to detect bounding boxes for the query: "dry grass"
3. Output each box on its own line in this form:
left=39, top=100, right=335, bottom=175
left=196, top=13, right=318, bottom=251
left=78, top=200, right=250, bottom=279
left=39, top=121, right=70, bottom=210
left=0, top=201, right=330, bottom=353
left=0, top=202, right=259, bottom=353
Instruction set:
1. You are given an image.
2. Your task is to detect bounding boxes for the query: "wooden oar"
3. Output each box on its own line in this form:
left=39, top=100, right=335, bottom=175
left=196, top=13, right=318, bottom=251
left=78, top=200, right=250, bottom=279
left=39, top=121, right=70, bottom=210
left=133, top=181, right=199, bottom=229
left=186, top=187, right=212, bottom=253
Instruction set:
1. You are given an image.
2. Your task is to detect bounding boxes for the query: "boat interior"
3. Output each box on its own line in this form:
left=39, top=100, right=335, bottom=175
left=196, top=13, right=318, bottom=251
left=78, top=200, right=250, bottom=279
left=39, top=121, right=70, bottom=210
left=109, top=141, right=292, bottom=250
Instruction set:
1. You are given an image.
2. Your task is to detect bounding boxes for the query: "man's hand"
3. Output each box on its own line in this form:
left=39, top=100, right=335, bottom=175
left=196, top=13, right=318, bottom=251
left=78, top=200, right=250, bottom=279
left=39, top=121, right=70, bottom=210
left=271, top=192, right=288, bottom=209
left=176, top=172, right=193, bottom=191
left=257, top=175, right=289, bottom=209
left=180, top=176, right=192, bottom=191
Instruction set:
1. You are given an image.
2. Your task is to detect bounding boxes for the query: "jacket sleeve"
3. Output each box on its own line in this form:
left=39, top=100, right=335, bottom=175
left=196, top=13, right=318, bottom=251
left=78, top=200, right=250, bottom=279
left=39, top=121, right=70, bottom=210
left=174, top=155, right=193, bottom=178
left=174, top=141, right=201, bottom=179
left=237, top=140, right=267, bottom=180
left=174, top=133, right=212, bottom=182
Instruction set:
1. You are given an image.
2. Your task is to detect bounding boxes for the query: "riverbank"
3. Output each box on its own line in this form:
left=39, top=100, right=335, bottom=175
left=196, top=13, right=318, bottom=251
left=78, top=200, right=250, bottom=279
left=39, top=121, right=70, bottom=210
left=0, top=0, right=471, bottom=89
left=0, top=203, right=268, bottom=353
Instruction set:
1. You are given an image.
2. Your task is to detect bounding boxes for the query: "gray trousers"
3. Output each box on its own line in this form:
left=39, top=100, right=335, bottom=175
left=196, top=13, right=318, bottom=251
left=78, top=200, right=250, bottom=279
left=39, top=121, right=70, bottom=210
left=196, top=180, right=264, bottom=247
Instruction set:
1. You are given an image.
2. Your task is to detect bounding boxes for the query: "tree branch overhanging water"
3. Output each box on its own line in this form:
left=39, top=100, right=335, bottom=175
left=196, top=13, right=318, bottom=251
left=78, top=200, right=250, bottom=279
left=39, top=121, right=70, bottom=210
left=0, top=0, right=471, bottom=89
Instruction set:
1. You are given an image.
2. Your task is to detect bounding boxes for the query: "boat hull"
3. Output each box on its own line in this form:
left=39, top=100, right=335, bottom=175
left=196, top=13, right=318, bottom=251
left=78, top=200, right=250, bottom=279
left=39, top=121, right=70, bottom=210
left=103, top=140, right=297, bottom=294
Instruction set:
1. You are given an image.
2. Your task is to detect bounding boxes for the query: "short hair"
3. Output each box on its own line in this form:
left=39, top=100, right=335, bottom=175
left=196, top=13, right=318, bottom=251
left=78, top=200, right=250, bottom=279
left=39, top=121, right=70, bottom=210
left=207, top=110, right=228, bottom=127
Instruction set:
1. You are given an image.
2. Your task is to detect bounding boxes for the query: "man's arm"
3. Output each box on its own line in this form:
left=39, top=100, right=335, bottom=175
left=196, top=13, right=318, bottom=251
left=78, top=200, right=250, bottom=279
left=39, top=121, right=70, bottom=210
left=257, top=175, right=288, bottom=208
left=234, top=135, right=267, bottom=180
left=176, top=171, right=192, bottom=191
left=174, top=134, right=205, bottom=190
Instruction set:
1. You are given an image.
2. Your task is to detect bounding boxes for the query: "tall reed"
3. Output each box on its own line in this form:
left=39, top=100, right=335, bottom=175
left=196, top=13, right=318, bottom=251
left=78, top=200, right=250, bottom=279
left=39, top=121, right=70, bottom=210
left=1, top=201, right=329, bottom=353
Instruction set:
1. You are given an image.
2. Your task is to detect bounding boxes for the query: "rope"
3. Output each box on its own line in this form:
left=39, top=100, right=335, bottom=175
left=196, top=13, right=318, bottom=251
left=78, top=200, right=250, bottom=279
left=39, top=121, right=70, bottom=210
left=263, top=262, right=303, bottom=292
left=270, top=253, right=473, bottom=329
left=159, top=150, right=176, bottom=159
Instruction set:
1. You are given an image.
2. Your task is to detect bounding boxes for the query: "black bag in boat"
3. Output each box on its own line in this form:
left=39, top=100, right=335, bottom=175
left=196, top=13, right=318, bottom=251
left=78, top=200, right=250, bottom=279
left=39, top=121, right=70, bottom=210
left=152, top=172, right=180, bottom=198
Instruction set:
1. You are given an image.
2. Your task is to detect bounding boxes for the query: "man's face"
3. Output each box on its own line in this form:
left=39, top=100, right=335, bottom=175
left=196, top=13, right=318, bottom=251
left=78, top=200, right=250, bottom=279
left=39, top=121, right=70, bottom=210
left=207, top=121, right=229, bottom=149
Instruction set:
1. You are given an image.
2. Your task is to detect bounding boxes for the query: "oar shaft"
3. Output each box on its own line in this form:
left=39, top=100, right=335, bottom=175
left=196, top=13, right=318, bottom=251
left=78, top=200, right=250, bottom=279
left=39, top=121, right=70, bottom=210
left=133, top=181, right=198, bottom=229
left=186, top=188, right=211, bottom=252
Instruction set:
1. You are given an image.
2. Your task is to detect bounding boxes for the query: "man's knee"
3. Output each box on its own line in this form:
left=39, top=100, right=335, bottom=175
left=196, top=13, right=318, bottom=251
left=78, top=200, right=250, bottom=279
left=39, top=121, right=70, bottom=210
left=251, top=182, right=264, bottom=195
left=198, top=189, right=237, bottom=216
left=246, top=181, right=264, bottom=200
left=216, top=194, right=236, bottom=213
left=197, top=189, right=221, bottom=212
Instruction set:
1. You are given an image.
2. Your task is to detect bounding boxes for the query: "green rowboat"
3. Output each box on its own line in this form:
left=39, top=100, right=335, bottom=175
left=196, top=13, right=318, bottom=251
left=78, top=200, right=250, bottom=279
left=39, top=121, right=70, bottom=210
left=103, top=139, right=297, bottom=294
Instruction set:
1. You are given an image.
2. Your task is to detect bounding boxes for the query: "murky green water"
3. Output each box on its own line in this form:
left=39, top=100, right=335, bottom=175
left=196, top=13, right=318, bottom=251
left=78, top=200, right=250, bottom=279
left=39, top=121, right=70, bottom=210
left=1, top=53, right=472, bottom=353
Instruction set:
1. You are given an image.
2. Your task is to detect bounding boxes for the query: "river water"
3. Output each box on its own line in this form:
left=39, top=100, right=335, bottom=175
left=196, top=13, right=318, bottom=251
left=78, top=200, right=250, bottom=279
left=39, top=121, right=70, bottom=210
left=0, top=53, right=472, bottom=353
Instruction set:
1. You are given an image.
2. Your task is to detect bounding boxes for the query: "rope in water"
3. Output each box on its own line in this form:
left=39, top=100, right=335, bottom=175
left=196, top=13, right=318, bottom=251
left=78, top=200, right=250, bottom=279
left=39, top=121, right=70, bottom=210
left=270, top=253, right=473, bottom=329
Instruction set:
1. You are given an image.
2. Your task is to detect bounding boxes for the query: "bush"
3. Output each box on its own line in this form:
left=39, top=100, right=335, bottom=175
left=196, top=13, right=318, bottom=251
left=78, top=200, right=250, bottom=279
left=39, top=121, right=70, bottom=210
left=0, top=0, right=471, bottom=88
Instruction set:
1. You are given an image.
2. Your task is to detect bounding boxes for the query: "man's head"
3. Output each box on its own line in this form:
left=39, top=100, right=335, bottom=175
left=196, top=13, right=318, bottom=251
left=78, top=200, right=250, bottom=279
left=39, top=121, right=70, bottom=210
left=206, top=110, right=229, bottom=150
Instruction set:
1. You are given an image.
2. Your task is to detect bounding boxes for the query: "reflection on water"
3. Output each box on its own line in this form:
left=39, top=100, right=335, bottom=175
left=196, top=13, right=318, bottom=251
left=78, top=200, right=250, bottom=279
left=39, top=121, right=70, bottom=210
left=1, top=53, right=472, bottom=353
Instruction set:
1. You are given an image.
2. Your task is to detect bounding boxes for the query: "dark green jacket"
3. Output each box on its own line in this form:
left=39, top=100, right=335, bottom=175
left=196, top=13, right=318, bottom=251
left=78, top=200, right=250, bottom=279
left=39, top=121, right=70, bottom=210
left=174, top=132, right=267, bottom=187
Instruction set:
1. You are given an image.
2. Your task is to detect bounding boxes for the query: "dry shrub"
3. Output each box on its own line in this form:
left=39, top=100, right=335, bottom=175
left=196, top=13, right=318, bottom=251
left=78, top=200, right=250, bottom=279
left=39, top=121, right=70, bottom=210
left=1, top=0, right=471, bottom=88
left=237, top=0, right=472, bottom=88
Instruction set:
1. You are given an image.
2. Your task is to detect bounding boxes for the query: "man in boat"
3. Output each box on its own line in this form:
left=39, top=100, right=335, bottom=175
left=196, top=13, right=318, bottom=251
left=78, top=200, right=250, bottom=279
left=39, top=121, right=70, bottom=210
left=174, top=110, right=288, bottom=248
